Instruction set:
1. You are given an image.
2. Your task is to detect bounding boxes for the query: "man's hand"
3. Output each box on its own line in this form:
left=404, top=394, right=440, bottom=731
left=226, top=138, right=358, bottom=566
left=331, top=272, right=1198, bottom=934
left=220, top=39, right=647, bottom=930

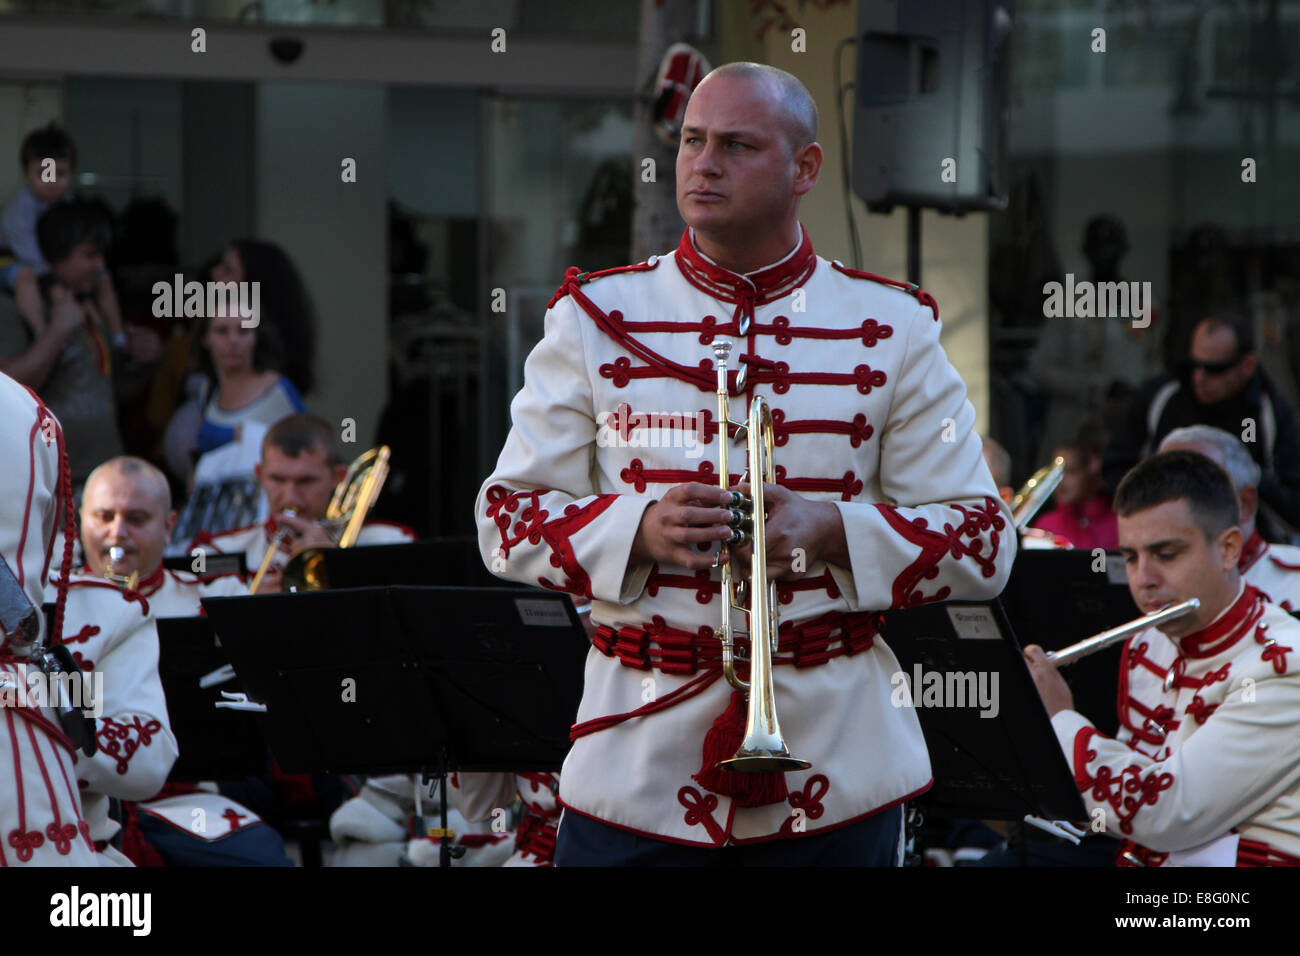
left=630, top=482, right=735, bottom=570
left=1023, top=645, right=1074, bottom=717
left=275, top=512, right=337, bottom=557
left=732, top=482, right=848, bottom=580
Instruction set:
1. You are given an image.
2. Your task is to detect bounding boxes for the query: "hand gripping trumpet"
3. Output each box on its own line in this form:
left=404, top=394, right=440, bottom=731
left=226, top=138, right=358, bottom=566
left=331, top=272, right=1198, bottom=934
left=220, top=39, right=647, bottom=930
left=711, top=341, right=810, bottom=772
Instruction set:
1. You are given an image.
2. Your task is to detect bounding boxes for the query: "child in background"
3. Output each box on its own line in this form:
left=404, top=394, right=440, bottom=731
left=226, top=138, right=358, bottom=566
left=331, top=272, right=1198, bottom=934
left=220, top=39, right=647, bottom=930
left=0, top=122, right=125, bottom=346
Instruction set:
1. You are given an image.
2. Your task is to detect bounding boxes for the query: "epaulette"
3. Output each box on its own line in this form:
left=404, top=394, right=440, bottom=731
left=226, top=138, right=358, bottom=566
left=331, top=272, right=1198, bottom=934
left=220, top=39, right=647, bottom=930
left=831, top=261, right=939, bottom=321
left=546, top=258, right=661, bottom=309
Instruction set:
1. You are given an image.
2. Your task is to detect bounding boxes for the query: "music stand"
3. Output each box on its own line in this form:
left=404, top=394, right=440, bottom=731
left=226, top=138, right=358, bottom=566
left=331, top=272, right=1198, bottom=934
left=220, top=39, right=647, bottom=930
left=881, top=599, right=1086, bottom=823
left=156, top=617, right=268, bottom=781
left=298, top=538, right=501, bottom=590
left=201, top=585, right=588, bottom=865
left=1000, top=549, right=1139, bottom=735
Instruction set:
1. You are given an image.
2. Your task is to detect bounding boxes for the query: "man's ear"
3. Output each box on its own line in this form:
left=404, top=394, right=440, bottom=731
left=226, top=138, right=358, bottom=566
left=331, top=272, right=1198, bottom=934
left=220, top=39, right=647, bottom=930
left=254, top=462, right=263, bottom=485
left=165, top=509, right=178, bottom=537
left=331, top=464, right=348, bottom=485
left=1219, top=524, right=1243, bottom=571
left=793, top=142, right=822, bottom=196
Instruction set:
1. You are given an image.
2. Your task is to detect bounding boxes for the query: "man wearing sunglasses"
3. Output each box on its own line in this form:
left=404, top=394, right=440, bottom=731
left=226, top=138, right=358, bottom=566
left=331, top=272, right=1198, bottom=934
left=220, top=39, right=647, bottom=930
left=1104, top=312, right=1300, bottom=534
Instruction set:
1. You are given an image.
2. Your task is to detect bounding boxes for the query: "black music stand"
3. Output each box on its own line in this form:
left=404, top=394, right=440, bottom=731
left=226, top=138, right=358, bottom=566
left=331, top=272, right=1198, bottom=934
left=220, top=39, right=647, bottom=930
left=292, top=538, right=500, bottom=590
left=1000, top=549, right=1139, bottom=735
left=201, top=585, right=588, bottom=866
left=881, top=599, right=1086, bottom=823
left=156, top=617, right=269, bottom=781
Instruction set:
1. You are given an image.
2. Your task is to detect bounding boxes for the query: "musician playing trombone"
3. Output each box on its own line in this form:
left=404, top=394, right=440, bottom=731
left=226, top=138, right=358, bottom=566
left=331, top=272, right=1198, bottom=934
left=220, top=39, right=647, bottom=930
left=1024, top=450, right=1300, bottom=866
left=195, top=413, right=413, bottom=593
left=477, top=62, right=1015, bottom=866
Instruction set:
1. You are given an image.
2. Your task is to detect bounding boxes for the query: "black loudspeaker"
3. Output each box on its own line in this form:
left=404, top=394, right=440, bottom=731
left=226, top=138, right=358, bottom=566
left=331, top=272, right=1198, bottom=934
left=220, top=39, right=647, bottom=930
left=852, top=0, right=1014, bottom=213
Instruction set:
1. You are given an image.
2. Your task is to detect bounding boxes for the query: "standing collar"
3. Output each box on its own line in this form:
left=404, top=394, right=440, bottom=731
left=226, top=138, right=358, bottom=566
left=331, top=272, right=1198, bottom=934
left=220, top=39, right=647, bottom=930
left=1177, top=582, right=1263, bottom=659
left=675, top=224, right=816, bottom=307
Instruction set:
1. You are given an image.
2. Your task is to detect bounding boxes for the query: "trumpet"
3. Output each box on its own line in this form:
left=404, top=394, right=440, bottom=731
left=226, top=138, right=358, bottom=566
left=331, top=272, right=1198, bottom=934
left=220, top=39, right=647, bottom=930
left=104, top=546, right=139, bottom=590
left=1011, top=456, right=1065, bottom=530
left=711, top=342, right=809, bottom=773
left=248, top=507, right=297, bottom=594
left=1045, top=599, right=1200, bottom=667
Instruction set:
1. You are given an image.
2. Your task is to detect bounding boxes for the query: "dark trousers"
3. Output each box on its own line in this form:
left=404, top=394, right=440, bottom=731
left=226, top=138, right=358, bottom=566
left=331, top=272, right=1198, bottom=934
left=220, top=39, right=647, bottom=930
left=137, top=813, right=293, bottom=867
left=555, top=805, right=903, bottom=867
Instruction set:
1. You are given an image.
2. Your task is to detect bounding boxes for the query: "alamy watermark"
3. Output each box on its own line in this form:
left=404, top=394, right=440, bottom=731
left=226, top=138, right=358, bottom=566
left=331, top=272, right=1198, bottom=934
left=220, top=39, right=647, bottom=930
left=890, top=664, right=1000, bottom=718
left=1042, top=273, right=1151, bottom=329
left=152, top=274, right=260, bottom=328
left=596, top=408, right=704, bottom=459
left=0, top=663, right=102, bottom=718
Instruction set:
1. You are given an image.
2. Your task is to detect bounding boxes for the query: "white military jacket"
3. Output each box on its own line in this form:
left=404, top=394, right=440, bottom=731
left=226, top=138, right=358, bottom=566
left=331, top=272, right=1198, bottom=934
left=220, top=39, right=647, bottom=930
left=1239, top=530, right=1300, bottom=611
left=51, top=565, right=253, bottom=858
left=49, top=569, right=178, bottom=862
left=0, top=374, right=97, bottom=865
left=116, top=566, right=270, bottom=842
left=194, top=518, right=415, bottom=580
left=1056, top=583, right=1300, bottom=865
left=475, top=227, right=1016, bottom=846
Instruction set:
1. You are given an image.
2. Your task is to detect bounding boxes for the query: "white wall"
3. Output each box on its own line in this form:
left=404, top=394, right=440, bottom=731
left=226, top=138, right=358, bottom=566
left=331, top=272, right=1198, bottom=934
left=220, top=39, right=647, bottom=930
left=256, top=82, right=388, bottom=449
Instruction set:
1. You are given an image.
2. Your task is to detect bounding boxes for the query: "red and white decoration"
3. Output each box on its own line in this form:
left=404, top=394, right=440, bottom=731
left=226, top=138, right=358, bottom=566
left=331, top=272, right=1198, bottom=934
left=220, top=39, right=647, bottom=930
left=0, top=374, right=97, bottom=866
left=1057, top=584, right=1300, bottom=865
left=475, top=225, right=1015, bottom=846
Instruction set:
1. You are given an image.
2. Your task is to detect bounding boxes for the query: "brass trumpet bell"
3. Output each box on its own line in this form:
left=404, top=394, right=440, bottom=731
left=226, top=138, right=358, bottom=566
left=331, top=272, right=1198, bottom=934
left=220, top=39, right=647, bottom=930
left=711, top=342, right=810, bottom=773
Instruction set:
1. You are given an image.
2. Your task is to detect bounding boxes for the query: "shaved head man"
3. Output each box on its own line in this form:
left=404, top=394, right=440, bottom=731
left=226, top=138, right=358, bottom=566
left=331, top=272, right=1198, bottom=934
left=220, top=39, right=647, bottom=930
left=479, top=58, right=1013, bottom=865
left=81, top=455, right=177, bottom=580
left=676, top=62, right=823, bottom=275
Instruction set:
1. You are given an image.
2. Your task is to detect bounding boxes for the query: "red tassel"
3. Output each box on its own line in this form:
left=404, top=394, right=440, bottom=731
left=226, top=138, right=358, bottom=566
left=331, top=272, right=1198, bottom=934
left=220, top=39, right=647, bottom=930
left=118, top=803, right=166, bottom=867
left=692, top=689, right=788, bottom=808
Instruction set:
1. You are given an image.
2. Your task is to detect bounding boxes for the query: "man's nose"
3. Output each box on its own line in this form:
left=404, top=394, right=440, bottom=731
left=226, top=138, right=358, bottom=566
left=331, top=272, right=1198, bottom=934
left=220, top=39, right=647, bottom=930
left=107, top=516, right=128, bottom=540
left=1134, top=556, right=1160, bottom=590
left=693, top=139, right=722, bottom=175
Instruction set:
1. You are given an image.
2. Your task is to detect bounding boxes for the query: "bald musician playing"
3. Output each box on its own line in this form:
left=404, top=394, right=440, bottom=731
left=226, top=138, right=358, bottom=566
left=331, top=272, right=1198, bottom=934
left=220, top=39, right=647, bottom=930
left=1025, top=451, right=1300, bottom=866
left=195, top=413, right=413, bottom=593
left=477, top=62, right=1014, bottom=865
left=67, top=455, right=292, bottom=864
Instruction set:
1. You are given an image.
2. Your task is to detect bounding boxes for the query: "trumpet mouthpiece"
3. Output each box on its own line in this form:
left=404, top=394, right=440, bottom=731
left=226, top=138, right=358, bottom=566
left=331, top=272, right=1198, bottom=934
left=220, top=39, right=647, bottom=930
left=108, top=546, right=125, bottom=564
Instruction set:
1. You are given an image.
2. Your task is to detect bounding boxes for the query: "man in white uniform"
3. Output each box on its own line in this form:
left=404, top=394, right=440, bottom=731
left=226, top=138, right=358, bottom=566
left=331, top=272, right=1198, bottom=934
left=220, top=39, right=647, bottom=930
left=0, top=372, right=97, bottom=865
left=1025, top=451, right=1300, bottom=866
left=195, top=413, right=413, bottom=592
left=69, top=455, right=292, bottom=865
left=476, top=63, right=1015, bottom=864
